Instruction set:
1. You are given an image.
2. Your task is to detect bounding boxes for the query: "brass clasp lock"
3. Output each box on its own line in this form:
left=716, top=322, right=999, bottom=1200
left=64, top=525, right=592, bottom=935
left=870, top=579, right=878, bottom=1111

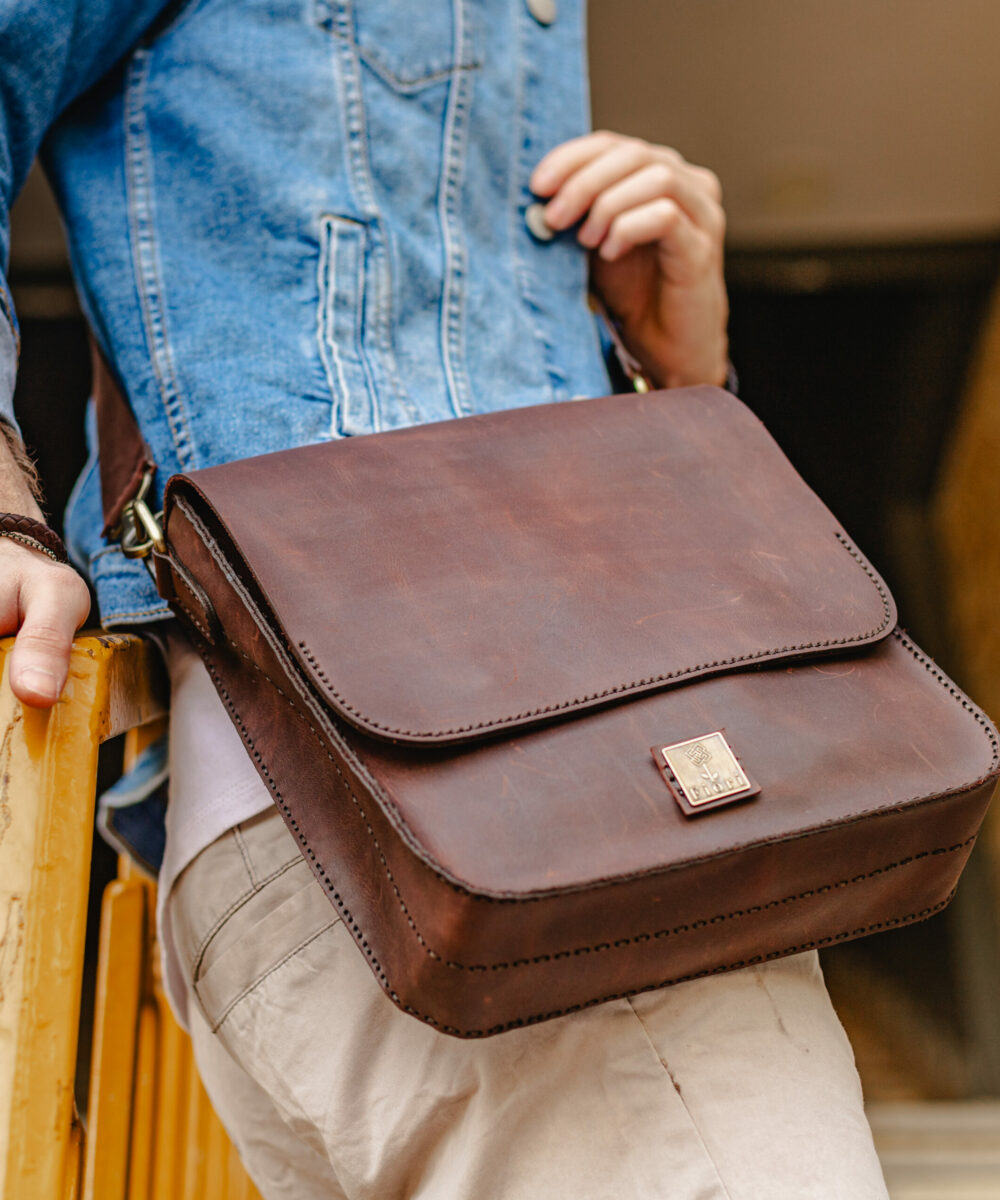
left=118, top=468, right=166, bottom=560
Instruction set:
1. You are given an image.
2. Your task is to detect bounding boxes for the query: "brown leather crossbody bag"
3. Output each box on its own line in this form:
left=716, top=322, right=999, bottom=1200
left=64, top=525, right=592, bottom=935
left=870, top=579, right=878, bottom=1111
left=98, top=365, right=999, bottom=1037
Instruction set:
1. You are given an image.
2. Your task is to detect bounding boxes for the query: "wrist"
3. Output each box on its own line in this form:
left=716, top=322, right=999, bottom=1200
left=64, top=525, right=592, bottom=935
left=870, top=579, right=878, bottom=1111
left=0, top=513, right=69, bottom=563
left=638, top=338, right=730, bottom=391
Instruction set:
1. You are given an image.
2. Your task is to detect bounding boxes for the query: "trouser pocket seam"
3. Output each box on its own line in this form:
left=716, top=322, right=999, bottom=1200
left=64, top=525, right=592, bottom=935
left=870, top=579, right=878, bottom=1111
left=206, top=919, right=340, bottom=1033
left=192, top=853, right=306, bottom=981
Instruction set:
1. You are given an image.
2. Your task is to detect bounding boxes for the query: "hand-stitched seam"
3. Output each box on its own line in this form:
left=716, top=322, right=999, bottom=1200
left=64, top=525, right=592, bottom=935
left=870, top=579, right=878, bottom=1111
left=435, top=838, right=975, bottom=972
left=171, top=581, right=213, bottom=642
left=198, top=652, right=421, bottom=1016
left=197, top=639, right=978, bottom=979
left=294, top=531, right=894, bottom=739
left=196, top=637, right=967, bottom=1035
left=217, top=627, right=998, bottom=898
left=172, top=494, right=454, bottom=877
left=189, top=780, right=955, bottom=1039
left=175, top=510, right=994, bottom=1002
left=177, top=517, right=995, bottom=1036
left=894, top=628, right=1000, bottom=768
left=458, top=891, right=957, bottom=1039
left=199, top=651, right=461, bottom=971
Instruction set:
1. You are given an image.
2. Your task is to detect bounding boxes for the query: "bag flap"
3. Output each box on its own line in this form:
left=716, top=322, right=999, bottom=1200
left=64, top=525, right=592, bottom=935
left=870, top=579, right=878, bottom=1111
left=167, top=387, right=896, bottom=746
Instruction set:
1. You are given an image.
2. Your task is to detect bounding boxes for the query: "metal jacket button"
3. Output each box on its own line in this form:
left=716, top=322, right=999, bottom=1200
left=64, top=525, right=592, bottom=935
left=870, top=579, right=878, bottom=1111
left=526, top=0, right=557, bottom=26
left=525, top=202, right=555, bottom=241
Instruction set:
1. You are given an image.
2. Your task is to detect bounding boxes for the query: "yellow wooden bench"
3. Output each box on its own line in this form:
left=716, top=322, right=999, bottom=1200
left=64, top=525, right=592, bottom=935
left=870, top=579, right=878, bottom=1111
left=0, top=633, right=262, bottom=1200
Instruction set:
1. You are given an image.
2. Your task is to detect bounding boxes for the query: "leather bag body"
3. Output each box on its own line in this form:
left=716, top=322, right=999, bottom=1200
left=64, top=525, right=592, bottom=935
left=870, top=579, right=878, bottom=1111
left=152, top=387, right=1000, bottom=1037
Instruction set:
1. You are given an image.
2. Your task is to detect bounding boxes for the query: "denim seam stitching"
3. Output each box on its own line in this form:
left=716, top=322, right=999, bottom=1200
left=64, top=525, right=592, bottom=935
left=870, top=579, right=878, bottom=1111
left=352, top=237, right=374, bottom=425
left=355, top=50, right=481, bottom=94
left=316, top=216, right=348, bottom=437
left=105, top=603, right=171, bottom=621
left=329, top=0, right=377, bottom=433
left=124, top=48, right=196, bottom=469
left=509, top=6, right=556, bottom=398
left=438, top=0, right=474, bottom=418
left=332, top=3, right=383, bottom=428
left=332, top=3, right=412, bottom=430
left=319, top=215, right=378, bottom=436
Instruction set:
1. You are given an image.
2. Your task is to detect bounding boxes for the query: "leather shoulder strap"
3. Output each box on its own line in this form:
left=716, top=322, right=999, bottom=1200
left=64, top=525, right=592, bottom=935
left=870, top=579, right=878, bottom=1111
left=91, top=339, right=156, bottom=537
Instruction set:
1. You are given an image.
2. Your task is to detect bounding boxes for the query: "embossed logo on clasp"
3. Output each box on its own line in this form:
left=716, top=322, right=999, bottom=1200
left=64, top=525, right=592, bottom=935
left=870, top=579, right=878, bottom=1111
left=651, top=731, right=760, bottom=817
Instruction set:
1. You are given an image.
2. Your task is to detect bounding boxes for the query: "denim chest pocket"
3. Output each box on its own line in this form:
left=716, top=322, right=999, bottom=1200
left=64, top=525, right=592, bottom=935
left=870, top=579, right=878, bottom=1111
left=319, top=0, right=480, bottom=92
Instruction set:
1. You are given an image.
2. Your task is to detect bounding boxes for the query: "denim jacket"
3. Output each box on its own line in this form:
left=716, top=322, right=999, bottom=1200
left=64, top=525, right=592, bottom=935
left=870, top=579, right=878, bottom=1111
left=1, top=0, right=613, bottom=627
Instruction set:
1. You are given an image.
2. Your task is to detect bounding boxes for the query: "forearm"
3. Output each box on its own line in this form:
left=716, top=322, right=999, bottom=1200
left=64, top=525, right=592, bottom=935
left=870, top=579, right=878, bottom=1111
left=0, top=420, right=44, bottom=520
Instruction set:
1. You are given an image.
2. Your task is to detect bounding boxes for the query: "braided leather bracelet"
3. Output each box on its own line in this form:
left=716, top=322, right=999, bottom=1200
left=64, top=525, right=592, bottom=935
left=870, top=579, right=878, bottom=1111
left=0, top=513, right=69, bottom=563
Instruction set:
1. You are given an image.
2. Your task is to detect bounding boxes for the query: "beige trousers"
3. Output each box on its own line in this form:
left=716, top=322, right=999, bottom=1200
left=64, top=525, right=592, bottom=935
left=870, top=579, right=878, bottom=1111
left=167, top=808, right=890, bottom=1200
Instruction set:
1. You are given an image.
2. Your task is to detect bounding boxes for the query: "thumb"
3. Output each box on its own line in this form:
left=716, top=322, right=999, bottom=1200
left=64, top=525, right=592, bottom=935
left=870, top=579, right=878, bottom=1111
left=8, top=565, right=91, bottom=707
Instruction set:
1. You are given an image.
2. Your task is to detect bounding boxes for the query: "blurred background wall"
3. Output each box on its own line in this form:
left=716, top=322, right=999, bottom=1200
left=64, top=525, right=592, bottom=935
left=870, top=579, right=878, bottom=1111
left=590, top=0, right=1000, bottom=246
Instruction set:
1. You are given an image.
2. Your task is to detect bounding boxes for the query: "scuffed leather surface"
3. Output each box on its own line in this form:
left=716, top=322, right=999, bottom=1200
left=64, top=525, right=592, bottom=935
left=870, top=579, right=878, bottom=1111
left=161, top=389, right=1000, bottom=1036
left=171, top=387, right=896, bottom=744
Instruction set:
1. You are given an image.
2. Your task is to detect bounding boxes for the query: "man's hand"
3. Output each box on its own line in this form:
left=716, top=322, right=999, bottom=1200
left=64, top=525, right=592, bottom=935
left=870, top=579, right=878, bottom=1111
left=1, top=539, right=91, bottom=707
left=0, top=427, right=91, bottom=708
left=530, top=132, right=728, bottom=390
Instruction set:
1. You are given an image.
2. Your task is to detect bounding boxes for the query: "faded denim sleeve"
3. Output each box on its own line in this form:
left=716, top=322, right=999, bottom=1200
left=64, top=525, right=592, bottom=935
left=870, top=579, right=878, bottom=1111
left=0, top=0, right=173, bottom=433
left=0, top=286, right=15, bottom=429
